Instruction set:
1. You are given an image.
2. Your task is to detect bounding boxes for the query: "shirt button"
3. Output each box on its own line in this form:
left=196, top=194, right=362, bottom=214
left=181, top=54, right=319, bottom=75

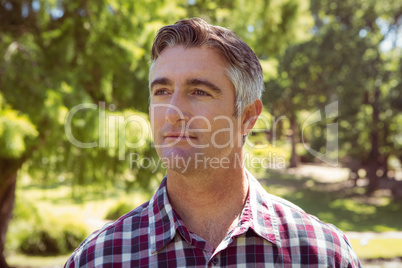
left=211, top=257, right=219, bottom=266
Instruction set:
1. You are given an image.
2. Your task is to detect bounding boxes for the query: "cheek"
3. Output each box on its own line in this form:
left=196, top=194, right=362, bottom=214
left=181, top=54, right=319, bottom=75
left=208, top=118, right=242, bottom=145
left=185, top=110, right=213, bottom=132
left=149, top=115, right=166, bottom=141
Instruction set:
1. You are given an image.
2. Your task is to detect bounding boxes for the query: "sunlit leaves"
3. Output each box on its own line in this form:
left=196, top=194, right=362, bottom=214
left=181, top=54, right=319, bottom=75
left=0, top=97, right=38, bottom=159
left=0, top=0, right=316, bottom=190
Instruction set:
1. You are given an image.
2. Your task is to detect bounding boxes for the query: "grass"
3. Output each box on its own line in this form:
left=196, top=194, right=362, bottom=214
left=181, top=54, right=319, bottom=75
left=6, top=254, right=71, bottom=267
left=350, top=239, right=402, bottom=259
left=14, top=182, right=151, bottom=230
left=260, top=170, right=402, bottom=233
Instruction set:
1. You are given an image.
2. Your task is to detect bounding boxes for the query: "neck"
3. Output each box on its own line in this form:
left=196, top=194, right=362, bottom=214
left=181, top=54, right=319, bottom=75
left=166, top=156, right=249, bottom=249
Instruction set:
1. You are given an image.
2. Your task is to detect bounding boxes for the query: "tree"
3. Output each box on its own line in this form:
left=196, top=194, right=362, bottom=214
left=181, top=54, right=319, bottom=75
left=0, top=94, right=38, bottom=267
left=264, top=42, right=328, bottom=167
left=265, top=0, right=402, bottom=191
left=0, top=1, right=170, bottom=265
left=0, top=0, right=312, bottom=265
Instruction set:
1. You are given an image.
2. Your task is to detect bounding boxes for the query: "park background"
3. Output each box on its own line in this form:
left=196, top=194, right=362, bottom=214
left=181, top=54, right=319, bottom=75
left=1, top=0, right=402, bottom=267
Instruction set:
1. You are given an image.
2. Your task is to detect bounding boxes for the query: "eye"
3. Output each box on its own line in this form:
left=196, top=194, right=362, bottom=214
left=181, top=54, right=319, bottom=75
left=193, top=89, right=210, bottom=96
left=154, top=89, right=169, bottom=96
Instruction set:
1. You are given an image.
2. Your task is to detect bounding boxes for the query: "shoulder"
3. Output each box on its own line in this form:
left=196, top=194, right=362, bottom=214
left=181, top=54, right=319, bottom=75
left=263, top=188, right=345, bottom=240
left=248, top=176, right=360, bottom=266
left=251, top=177, right=346, bottom=243
left=64, top=201, right=150, bottom=268
left=265, top=190, right=344, bottom=239
left=264, top=190, right=360, bottom=266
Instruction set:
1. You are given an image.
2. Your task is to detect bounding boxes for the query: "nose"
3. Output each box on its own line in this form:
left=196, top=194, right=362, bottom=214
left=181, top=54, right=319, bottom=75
left=165, top=91, right=190, bottom=124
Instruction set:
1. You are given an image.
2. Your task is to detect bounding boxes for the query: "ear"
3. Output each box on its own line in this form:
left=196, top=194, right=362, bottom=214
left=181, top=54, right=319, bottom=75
left=241, top=99, right=263, bottom=136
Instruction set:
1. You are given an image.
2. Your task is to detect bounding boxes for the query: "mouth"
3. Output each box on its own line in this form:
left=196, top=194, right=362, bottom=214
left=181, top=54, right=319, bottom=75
left=164, top=133, right=197, bottom=140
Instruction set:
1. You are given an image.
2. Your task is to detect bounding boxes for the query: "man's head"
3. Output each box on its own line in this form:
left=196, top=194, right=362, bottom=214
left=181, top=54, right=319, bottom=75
left=150, top=18, right=264, bottom=117
left=148, top=18, right=263, bottom=174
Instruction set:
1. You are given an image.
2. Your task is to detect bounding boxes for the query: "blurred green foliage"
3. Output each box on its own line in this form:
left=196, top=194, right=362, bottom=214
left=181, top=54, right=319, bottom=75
left=6, top=194, right=88, bottom=256
left=264, top=0, right=402, bottom=190
left=0, top=94, right=38, bottom=159
left=19, top=219, right=87, bottom=256
left=0, top=1, right=312, bottom=262
left=105, top=199, right=136, bottom=221
left=0, top=0, right=312, bottom=194
left=5, top=196, right=40, bottom=254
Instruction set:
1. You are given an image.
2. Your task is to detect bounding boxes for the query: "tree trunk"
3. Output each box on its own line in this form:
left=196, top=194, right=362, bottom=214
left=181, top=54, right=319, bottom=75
left=348, top=157, right=360, bottom=186
left=289, top=112, right=299, bottom=168
left=381, top=154, right=389, bottom=178
left=0, top=172, right=17, bottom=268
left=366, top=87, right=380, bottom=194
left=0, top=157, right=25, bottom=268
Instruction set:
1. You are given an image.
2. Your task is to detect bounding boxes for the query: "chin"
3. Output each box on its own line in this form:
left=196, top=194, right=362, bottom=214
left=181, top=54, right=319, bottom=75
left=159, top=148, right=190, bottom=158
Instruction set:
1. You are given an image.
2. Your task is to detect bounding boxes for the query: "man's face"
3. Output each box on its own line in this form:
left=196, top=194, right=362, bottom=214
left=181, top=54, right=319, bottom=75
left=149, top=45, right=245, bottom=173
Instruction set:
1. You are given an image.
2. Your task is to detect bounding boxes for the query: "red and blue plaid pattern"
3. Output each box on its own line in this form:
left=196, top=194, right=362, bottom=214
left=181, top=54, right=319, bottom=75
left=65, top=171, right=361, bottom=267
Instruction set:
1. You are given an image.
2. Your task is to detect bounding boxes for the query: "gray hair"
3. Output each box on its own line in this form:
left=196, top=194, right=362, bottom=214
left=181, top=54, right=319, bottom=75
left=149, top=18, right=264, bottom=117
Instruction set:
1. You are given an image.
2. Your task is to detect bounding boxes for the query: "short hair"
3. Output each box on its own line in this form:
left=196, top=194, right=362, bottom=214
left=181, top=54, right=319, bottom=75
left=149, top=18, right=264, bottom=117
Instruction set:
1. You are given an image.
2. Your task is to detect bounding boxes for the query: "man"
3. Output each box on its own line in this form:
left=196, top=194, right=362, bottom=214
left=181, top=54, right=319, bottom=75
left=65, top=18, right=361, bottom=267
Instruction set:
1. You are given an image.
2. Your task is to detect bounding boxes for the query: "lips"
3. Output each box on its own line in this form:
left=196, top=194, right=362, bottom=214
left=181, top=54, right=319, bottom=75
left=164, top=132, right=197, bottom=139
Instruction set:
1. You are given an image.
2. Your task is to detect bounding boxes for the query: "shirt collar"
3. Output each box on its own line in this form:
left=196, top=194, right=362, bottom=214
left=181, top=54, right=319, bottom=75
left=149, top=171, right=282, bottom=253
left=241, top=169, right=282, bottom=247
left=149, top=177, right=179, bottom=253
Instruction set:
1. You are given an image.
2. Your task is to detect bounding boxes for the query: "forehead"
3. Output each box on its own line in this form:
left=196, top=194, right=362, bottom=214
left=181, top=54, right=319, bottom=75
left=150, top=45, right=229, bottom=80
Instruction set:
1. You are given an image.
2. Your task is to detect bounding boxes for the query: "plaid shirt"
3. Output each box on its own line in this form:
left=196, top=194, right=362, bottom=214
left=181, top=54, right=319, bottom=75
left=65, top=171, right=361, bottom=267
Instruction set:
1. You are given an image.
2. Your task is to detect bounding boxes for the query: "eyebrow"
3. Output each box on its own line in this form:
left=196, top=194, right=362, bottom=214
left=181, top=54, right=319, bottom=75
left=186, top=79, right=223, bottom=95
left=150, top=77, right=223, bottom=95
left=150, top=78, right=172, bottom=92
